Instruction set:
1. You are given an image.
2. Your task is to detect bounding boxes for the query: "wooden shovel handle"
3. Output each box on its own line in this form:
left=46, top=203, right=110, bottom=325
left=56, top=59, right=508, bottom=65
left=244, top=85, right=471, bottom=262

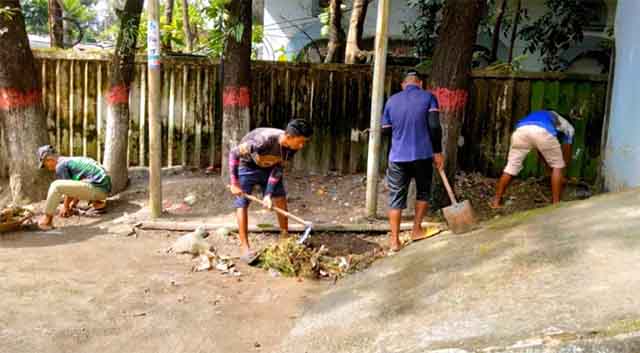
left=437, top=168, right=458, bottom=204
left=239, top=192, right=310, bottom=226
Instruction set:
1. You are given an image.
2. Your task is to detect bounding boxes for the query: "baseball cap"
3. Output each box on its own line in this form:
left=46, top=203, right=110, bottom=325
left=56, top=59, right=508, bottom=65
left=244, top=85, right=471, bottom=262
left=404, top=69, right=421, bottom=80
left=37, top=145, right=57, bottom=168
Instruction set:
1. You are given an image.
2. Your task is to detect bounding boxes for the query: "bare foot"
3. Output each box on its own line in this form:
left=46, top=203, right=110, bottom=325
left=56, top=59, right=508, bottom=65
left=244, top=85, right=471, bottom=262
left=411, top=226, right=442, bottom=241
left=489, top=199, right=503, bottom=209
left=389, top=237, right=402, bottom=252
left=37, top=222, right=54, bottom=231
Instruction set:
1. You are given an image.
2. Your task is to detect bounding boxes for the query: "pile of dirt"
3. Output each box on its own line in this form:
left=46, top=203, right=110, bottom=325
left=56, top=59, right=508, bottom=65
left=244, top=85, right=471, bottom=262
left=257, top=235, right=386, bottom=280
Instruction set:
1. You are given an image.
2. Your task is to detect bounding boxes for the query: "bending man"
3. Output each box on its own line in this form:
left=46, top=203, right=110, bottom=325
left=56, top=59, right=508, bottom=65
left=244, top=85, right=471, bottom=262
left=491, top=110, right=574, bottom=208
left=228, top=119, right=313, bottom=263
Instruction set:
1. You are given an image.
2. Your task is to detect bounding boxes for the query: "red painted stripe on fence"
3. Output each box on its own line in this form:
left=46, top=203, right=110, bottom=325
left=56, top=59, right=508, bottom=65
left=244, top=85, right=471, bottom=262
left=0, top=88, right=41, bottom=110
left=106, top=84, right=130, bottom=105
left=431, top=88, right=468, bottom=113
left=223, top=86, right=251, bottom=108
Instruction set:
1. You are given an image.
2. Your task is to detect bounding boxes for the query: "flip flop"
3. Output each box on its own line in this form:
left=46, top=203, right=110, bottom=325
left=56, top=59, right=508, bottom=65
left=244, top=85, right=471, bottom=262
left=488, top=201, right=504, bottom=210
left=411, top=226, right=443, bottom=242
left=239, top=250, right=260, bottom=265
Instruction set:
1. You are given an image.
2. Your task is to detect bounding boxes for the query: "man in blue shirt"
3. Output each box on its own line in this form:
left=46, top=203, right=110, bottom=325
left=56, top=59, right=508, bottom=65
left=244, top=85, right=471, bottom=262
left=491, top=110, right=574, bottom=208
left=381, top=70, right=444, bottom=252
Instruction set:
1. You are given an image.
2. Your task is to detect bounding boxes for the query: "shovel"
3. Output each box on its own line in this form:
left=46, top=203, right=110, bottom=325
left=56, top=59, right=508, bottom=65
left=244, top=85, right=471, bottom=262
left=236, top=192, right=314, bottom=244
left=437, top=168, right=476, bottom=234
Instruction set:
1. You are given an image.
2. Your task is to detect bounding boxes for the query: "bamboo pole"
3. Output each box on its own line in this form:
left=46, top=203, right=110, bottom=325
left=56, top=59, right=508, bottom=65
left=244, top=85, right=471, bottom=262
left=97, top=63, right=103, bottom=162
left=83, top=61, right=89, bottom=156
left=147, top=0, right=163, bottom=218
left=55, top=60, right=61, bottom=150
left=168, top=68, right=176, bottom=167
left=69, top=61, right=75, bottom=155
left=365, top=0, right=390, bottom=218
left=137, top=220, right=444, bottom=234
left=194, top=67, right=202, bottom=166
left=181, top=65, right=188, bottom=166
left=139, top=68, right=147, bottom=166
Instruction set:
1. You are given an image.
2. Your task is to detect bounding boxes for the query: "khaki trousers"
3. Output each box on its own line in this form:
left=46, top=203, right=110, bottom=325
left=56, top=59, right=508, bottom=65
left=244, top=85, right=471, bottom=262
left=44, top=180, right=108, bottom=215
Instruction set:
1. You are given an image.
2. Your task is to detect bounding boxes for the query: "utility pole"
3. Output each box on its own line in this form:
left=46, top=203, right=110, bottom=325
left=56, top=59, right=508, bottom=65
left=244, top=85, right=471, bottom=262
left=147, top=0, right=162, bottom=217
left=365, top=0, right=389, bottom=218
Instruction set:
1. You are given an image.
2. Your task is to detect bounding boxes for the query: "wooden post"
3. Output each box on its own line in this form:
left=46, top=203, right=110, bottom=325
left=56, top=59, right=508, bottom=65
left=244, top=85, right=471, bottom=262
left=69, top=61, right=75, bottom=155
left=139, top=68, right=147, bottom=166
left=168, top=68, right=176, bottom=167
left=147, top=0, right=163, bottom=218
left=365, top=0, right=389, bottom=218
left=83, top=61, right=89, bottom=156
left=97, top=63, right=103, bottom=162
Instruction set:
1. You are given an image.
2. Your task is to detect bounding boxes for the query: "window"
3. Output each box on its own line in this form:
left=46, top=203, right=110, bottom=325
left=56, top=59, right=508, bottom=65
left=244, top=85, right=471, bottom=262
left=311, top=0, right=331, bottom=16
left=583, top=0, right=608, bottom=32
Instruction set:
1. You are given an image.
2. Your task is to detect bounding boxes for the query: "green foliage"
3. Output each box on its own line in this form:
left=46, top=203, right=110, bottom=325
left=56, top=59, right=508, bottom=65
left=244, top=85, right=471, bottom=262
left=519, top=0, right=591, bottom=71
left=402, top=0, right=443, bottom=57
left=20, top=0, right=48, bottom=34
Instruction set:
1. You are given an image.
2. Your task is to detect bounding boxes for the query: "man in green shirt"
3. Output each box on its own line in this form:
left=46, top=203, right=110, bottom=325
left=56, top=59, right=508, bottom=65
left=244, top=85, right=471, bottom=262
left=37, top=145, right=112, bottom=230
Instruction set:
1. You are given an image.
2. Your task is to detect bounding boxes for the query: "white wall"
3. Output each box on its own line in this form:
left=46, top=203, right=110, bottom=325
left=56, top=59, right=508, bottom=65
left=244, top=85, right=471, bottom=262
left=604, top=0, right=640, bottom=191
left=262, top=0, right=416, bottom=61
left=262, top=0, right=616, bottom=72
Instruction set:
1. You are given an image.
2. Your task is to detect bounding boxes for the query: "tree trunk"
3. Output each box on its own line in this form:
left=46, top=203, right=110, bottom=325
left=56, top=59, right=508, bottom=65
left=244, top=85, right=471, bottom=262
left=0, top=0, right=51, bottom=204
left=163, top=0, right=175, bottom=51
left=221, top=0, right=252, bottom=181
left=507, top=0, right=522, bottom=64
left=181, top=0, right=194, bottom=53
left=428, top=0, right=486, bottom=207
left=47, top=0, right=64, bottom=48
left=490, top=0, right=508, bottom=63
left=344, top=0, right=370, bottom=64
left=103, top=0, right=144, bottom=194
left=324, top=0, right=346, bottom=63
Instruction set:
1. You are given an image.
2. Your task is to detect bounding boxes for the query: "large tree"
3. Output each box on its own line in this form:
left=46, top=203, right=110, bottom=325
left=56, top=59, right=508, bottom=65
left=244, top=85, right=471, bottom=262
left=102, top=0, right=144, bottom=193
left=181, top=0, right=193, bottom=52
left=344, top=0, right=370, bottom=64
left=324, top=0, right=345, bottom=63
left=221, top=0, right=251, bottom=180
left=162, top=0, right=175, bottom=51
left=428, top=0, right=486, bottom=205
left=47, top=0, right=63, bottom=47
left=0, top=0, right=51, bottom=203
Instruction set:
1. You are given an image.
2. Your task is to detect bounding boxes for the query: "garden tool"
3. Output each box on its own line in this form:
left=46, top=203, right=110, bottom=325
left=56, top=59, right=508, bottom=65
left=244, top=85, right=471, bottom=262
left=437, top=168, right=477, bottom=234
left=233, top=190, right=314, bottom=244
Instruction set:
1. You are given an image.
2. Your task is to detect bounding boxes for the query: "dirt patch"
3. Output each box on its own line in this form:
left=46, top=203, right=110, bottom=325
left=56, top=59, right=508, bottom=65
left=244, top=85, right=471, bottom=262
left=0, top=169, right=599, bottom=353
left=454, top=171, right=595, bottom=223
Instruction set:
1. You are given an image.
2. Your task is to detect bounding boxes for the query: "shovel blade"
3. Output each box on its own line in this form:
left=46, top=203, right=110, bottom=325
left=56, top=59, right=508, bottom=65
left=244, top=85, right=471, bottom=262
left=297, top=225, right=313, bottom=244
left=442, top=200, right=476, bottom=234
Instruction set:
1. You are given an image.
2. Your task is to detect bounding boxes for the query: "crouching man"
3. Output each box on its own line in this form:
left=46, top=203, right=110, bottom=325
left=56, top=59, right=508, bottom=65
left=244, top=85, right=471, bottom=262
left=228, top=119, right=313, bottom=263
left=37, top=145, right=112, bottom=230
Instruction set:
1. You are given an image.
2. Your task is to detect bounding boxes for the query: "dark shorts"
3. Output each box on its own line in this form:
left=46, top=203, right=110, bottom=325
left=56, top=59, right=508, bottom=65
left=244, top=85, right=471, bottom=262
left=233, top=166, right=286, bottom=208
left=387, top=159, right=433, bottom=210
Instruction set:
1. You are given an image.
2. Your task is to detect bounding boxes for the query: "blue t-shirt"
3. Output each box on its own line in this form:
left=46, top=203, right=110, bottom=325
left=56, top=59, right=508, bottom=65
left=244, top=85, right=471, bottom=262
left=515, top=110, right=574, bottom=144
left=381, top=85, right=439, bottom=162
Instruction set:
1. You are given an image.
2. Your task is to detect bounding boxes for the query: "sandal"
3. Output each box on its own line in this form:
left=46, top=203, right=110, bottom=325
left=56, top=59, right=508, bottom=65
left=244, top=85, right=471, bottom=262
left=411, top=226, right=443, bottom=242
left=240, top=250, right=260, bottom=265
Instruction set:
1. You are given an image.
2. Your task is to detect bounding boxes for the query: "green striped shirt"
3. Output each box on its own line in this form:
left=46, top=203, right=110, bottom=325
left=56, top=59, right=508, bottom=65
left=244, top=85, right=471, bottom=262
left=55, top=157, right=112, bottom=193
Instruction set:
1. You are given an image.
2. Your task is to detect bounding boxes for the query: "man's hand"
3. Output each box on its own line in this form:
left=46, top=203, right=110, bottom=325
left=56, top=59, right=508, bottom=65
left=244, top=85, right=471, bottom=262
left=263, top=194, right=273, bottom=210
left=229, top=184, right=243, bottom=196
left=433, top=153, right=444, bottom=171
